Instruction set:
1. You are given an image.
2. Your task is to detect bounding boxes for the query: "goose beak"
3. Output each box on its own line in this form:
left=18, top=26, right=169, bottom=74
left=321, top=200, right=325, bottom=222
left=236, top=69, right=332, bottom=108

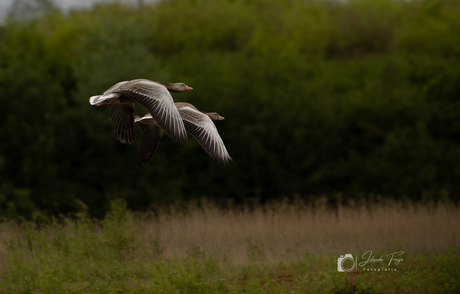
left=185, top=86, right=193, bottom=91
left=218, top=115, right=225, bottom=120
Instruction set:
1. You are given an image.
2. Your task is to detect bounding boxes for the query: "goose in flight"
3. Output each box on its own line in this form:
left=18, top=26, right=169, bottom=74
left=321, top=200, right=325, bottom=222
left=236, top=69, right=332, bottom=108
left=135, top=102, right=232, bottom=165
left=89, top=79, right=193, bottom=144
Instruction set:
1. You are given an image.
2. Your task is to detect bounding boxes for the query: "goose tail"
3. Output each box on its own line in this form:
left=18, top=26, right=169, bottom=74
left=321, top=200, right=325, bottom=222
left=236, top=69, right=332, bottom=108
left=89, top=93, right=120, bottom=106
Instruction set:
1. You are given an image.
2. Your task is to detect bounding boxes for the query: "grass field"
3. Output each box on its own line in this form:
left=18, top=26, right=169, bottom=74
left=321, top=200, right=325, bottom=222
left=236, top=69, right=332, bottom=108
left=0, top=199, right=459, bottom=293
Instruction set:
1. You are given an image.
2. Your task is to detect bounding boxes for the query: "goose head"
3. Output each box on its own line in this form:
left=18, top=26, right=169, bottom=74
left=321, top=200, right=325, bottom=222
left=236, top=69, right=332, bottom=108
left=206, top=112, right=225, bottom=121
left=160, top=82, right=193, bottom=92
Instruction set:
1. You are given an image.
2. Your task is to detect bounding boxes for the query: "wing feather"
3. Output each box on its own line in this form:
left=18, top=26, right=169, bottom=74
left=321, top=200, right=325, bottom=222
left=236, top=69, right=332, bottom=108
left=178, top=106, right=232, bottom=165
left=138, top=124, right=163, bottom=165
left=115, top=80, right=188, bottom=145
left=108, top=104, right=135, bottom=143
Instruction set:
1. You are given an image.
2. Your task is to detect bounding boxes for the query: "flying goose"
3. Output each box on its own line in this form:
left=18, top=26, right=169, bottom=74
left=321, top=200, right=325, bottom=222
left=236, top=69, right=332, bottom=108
left=89, top=79, right=193, bottom=144
left=135, top=102, right=232, bottom=165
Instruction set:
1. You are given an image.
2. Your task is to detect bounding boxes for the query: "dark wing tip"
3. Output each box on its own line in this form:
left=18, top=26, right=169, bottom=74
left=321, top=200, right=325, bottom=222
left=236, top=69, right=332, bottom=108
left=168, top=128, right=189, bottom=145
left=219, top=155, right=233, bottom=166
left=180, top=132, right=189, bottom=145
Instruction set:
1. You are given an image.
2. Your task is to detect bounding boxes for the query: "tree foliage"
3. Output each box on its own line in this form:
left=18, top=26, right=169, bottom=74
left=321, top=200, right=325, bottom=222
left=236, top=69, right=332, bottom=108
left=1, top=0, right=460, bottom=219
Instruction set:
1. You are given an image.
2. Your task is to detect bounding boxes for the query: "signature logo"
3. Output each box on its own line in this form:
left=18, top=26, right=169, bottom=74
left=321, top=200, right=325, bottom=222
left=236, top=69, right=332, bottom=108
left=337, top=250, right=404, bottom=272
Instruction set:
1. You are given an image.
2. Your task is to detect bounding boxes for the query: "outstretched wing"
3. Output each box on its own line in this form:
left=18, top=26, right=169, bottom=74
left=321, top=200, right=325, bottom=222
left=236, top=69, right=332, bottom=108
left=178, top=106, right=232, bottom=165
left=138, top=124, right=163, bottom=165
left=108, top=104, right=135, bottom=144
left=116, top=79, right=188, bottom=145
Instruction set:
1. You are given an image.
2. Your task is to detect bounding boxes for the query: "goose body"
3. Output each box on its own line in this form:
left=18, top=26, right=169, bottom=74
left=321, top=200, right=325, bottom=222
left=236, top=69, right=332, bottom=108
left=135, top=102, right=232, bottom=165
left=89, top=79, right=193, bottom=144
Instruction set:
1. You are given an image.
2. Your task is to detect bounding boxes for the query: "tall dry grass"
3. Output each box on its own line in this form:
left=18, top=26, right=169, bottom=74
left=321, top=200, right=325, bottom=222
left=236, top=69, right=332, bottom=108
left=0, top=199, right=458, bottom=269
left=142, top=200, right=460, bottom=263
left=0, top=199, right=459, bottom=293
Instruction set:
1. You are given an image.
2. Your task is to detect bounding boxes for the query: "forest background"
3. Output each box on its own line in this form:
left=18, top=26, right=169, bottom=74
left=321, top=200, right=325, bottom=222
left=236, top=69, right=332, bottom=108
left=1, top=0, right=460, bottom=220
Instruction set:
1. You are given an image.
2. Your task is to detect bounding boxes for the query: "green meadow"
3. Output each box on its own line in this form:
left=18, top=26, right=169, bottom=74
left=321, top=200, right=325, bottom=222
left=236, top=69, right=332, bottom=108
left=1, top=200, right=459, bottom=293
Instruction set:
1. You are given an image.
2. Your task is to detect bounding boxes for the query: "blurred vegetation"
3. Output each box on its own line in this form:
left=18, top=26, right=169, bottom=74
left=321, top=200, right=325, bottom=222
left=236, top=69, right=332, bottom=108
left=1, top=0, right=460, bottom=219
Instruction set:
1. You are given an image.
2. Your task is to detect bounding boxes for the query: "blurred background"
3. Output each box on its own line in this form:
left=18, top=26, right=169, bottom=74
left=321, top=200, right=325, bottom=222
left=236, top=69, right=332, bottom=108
left=1, top=0, right=459, bottom=220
